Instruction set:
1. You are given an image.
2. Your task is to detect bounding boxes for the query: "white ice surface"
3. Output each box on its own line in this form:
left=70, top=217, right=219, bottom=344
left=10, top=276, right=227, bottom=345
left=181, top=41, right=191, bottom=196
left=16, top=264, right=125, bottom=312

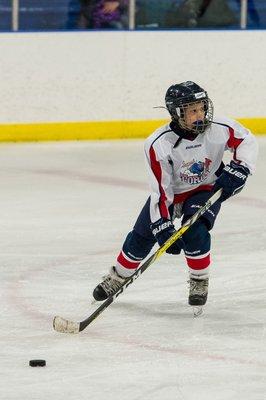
left=0, top=138, right=265, bottom=400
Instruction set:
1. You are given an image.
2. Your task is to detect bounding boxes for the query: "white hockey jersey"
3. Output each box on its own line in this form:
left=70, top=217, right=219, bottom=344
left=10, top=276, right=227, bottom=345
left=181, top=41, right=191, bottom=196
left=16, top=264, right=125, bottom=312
left=144, top=117, right=258, bottom=223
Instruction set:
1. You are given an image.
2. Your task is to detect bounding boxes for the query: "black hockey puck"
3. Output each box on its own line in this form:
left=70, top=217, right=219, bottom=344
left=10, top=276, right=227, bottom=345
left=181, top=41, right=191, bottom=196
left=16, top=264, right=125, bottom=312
left=29, top=359, right=46, bottom=367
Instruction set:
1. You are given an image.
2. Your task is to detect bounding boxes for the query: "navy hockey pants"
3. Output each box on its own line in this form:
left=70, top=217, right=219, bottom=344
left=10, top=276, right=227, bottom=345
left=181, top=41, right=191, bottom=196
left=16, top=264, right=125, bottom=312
left=116, top=191, right=221, bottom=274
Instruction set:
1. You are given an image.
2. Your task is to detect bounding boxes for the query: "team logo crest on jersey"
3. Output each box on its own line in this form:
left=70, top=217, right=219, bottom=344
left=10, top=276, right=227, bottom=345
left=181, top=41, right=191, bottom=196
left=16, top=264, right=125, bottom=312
left=180, top=158, right=212, bottom=185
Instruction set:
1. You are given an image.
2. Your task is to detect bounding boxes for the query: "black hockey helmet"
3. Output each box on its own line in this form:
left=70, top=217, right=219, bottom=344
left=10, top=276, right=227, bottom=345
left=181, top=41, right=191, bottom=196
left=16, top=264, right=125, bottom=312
left=165, top=81, right=213, bottom=134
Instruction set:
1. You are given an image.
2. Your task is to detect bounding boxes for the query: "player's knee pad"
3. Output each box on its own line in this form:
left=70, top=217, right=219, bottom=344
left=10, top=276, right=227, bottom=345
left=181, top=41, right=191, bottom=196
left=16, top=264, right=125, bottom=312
left=182, top=220, right=210, bottom=254
left=182, top=191, right=221, bottom=230
left=122, top=230, right=155, bottom=260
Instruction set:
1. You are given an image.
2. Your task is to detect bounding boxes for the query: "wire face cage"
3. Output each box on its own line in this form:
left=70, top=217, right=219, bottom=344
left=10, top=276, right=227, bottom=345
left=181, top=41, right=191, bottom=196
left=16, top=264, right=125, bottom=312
left=176, top=99, right=214, bottom=134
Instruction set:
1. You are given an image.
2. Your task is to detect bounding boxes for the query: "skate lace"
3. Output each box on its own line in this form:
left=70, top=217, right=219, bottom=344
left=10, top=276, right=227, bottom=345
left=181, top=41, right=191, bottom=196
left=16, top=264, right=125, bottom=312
left=100, top=273, right=124, bottom=296
left=189, top=279, right=208, bottom=296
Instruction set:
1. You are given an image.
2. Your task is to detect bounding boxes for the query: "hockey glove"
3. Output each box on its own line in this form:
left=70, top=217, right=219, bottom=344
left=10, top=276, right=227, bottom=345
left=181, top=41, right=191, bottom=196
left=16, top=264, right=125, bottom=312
left=214, top=161, right=250, bottom=202
left=150, top=218, right=183, bottom=255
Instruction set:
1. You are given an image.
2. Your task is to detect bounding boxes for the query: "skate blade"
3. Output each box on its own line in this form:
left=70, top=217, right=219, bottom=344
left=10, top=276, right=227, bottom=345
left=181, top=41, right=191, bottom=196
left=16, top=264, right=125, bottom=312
left=193, top=306, right=203, bottom=317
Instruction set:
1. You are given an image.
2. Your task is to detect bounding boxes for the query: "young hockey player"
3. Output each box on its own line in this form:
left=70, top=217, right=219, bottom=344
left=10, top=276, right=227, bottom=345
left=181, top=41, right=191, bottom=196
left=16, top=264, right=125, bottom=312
left=93, top=81, right=258, bottom=310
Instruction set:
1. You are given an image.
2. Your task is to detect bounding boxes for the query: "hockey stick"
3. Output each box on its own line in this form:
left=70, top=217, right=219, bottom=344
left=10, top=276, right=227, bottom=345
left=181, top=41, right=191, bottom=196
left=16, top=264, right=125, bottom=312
left=53, top=188, right=222, bottom=334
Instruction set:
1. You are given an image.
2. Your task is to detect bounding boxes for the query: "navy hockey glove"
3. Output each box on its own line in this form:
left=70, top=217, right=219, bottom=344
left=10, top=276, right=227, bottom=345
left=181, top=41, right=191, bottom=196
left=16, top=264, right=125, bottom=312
left=150, top=218, right=183, bottom=255
left=214, top=161, right=250, bottom=202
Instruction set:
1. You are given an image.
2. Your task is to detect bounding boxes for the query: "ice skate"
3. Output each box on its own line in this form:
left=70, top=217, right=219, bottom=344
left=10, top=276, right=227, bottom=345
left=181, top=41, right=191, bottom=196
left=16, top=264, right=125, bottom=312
left=188, top=277, right=209, bottom=316
left=93, top=266, right=126, bottom=301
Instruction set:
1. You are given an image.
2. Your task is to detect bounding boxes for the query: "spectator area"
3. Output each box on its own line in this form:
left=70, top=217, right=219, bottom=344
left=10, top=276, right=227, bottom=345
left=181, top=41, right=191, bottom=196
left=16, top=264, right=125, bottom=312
left=0, top=0, right=265, bottom=31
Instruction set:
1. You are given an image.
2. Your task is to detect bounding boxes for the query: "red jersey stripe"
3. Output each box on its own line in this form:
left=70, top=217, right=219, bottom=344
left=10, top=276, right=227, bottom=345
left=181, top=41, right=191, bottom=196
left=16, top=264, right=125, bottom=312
left=149, top=146, right=169, bottom=218
left=227, top=126, right=243, bottom=162
left=173, top=184, right=214, bottom=204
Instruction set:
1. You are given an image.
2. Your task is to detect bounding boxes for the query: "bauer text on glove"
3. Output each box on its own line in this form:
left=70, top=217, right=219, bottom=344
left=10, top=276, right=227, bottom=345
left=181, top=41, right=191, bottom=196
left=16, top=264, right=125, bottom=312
left=214, top=161, right=250, bottom=202
left=150, top=218, right=183, bottom=254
